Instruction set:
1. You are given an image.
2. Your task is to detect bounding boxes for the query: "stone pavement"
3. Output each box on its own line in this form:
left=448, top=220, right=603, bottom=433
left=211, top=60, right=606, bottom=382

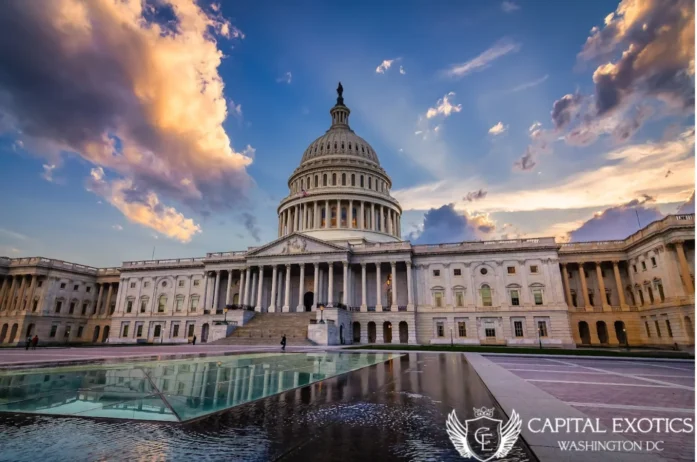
left=482, top=354, right=695, bottom=462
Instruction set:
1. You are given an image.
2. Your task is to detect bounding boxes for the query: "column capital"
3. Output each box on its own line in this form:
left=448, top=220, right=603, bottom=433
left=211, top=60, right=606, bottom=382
left=314, top=262, right=319, bottom=268
left=611, top=260, right=620, bottom=265
left=390, top=261, right=397, bottom=267
left=342, top=261, right=348, bottom=268
left=561, top=262, right=568, bottom=268
left=285, top=263, right=291, bottom=269
left=594, top=261, right=603, bottom=266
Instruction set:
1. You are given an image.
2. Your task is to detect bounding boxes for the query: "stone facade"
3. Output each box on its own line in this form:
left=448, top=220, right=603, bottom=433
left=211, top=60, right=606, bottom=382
left=0, top=88, right=693, bottom=348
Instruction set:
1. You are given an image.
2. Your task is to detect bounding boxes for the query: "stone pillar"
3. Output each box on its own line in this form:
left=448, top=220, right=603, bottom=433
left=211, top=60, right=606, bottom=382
left=15, top=275, right=27, bottom=311
left=277, top=268, right=283, bottom=308
left=406, top=262, right=414, bottom=310
left=313, top=202, right=318, bottom=229
left=296, top=205, right=301, bottom=231
left=361, top=263, right=367, bottom=311
left=297, top=264, right=305, bottom=311
left=238, top=269, right=245, bottom=306
left=675, top=241, right=694, bottom=295
left=312, top=263, right=319, bottom=310
left=613, top=261, right=628, bottom=309
left=360, top=202, right=365, bottom=229
left=4, top=277, right=16, bottom=310
left=284, top=264, right=291, bottom=312
left=225, top=269, right=233, bottom=305
left=269, top=265, right=278, bottom=312
left=387, top=210, right=393, bottom=235
left=342, top=262, right=349, bottom=305
left=105, top=283, right=114, bottom=316
left=212, top=270, right=221, bottom=311
left=337, top=200, right=342, bottom=228
left=0, top=277, right=8, bottom=307
left=390, top=261, right=397, bottom=308
left=578, top=264, right=591, bottom=309
left=371, top=203, right=375, bottom=230
left=325, top=200, right=329, bottom=229
left=349, top=200, right=354, bottom=228
left=256, top=267, right=264, bottom=311
left=328, top=262, right=334, bottom=307
left=250, top=271, right=257, bottom=307
left=244, top=267, right=252, bottom=306
left=375, top=262, right=382, bottom=309
left=561, top=263, right=573, bottom=308
left=595, top=262, right=609, bottom=311
left=96, top=283, right=104, bottom=315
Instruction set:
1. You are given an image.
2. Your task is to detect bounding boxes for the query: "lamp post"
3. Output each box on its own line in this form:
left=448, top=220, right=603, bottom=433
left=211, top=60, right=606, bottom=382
left=224, top=308, right=228, bottom=323
left=450, top=328, right=453, bottom=347
left=623, top=327, right=629, bottom=351
left=538, top=326, right=543, bottom=350
left=319, top=304, right=325, bottom=324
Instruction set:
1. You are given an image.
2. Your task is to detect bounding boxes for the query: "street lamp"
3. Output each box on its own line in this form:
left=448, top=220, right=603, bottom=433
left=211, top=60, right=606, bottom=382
left=224, top=307, right=228, bottom=323
left=623, top=327, right=629, bottom=351
left=319, top=304, right=325, bottom=324
left=537, top=326, right=543, bottom=350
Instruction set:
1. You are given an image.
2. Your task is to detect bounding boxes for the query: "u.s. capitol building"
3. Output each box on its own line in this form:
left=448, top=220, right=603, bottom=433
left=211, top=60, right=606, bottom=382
left=0, top=86, right=694, bottom=348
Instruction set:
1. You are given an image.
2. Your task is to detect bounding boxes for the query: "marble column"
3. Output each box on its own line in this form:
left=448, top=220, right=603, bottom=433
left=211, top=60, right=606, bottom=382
left=405, top=262, right=414, bottom=309
left=283, top=264, right=291, bottom=312
left=212, top=270, right=221, bottom=311
left=312, top=263, right=319, bottom=310
left=328, top=263, right=334, bottom=307
left=14, top=276, right=27, bottom=311
left=297, top=264, right=305, bottom=311
left=256, top=267, right=264, bottom=311
left=244, top=267, right=252, bottom=306
left=375, top=263, right=382, bottom=309
left=387, top=210, right=393, bottom=235
left=314, top=202, right=318, bottom=230
left=390, top=261, right=397, bottom=308
left=361, top=263, right=367, bottom=311
left=96, top=283, right=104, bottom=315
left=579, top=264, right=591, bottom=309
left=371, top=203, right=375, bottom=230
left=250, top=271, right=257, bottom=307
left=675, top=241, right=694, bottom=295
left=613, top=261, right=628, bottom=309
left=595, top=262, right=609, bottom=310
left=349, top=200, right=354, bottom=228
left=105, top=283, right=114, bottom=316
left=360, top=202, right=365, bottom=229
left=337, top=200, right=342, bottom=228
left=325, top=200, right=329, bottom=229
left=4, top=277, right=16, bottom=310
left=225, top=269, right=233, bottom=305
left=269, top=265, right=278, bottom=312
left=561, top=263, right=573, bottom=308
left=239, top=269, right=246, bottom=306
left=342, top=262, right=349, bottom=305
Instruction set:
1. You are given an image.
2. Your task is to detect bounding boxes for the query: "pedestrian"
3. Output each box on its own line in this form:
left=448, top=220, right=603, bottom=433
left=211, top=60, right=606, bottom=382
left=192, top=334, right=197, bottom=346
left=281, top=334, right=287, bottom=352
left=25, top=335, right=31, bottom=350
left=32, top=335, right=38, bottom=350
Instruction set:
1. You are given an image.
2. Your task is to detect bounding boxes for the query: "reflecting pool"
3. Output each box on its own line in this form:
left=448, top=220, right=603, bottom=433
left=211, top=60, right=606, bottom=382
left=0, top=352, right=535, bottom=461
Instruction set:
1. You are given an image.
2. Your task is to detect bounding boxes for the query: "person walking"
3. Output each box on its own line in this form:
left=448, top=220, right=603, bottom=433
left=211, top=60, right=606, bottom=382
left=25, top=335, right=31, bottom=350
left=192, top=334, right=197, bottom=346
left=32, top=335, right=38, bottom=350
left=280, top=334, right=287, bottom=352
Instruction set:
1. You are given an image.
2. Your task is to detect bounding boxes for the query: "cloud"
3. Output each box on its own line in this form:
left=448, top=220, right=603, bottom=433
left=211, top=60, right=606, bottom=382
left=446, top=39, right=521, bottom=78
left=87, top=167, right=201, bottom=242
left=277, top=71, right=292, bottom=84
left=0, top=228, right=28, bottom=241
left=228, top=99, right=243, bottom=118
left=488, top=122, right=508, bottom=135
left=426, top=92, right=462, bottom=119
left=112, top=224, right=123, bottom=231
left=376, top=59, right=395, bottom=74
left=241, top=212, right=261, bottom=242
left=501, top=1, right=520, bottom=13
left=399, top=66, right=406, bottom=75
left=463, top=189, right=488, bottom=202
left=396, top=129, right=695, bottom=213
left=677, top=191, right=695, bottom=213
left=41, top=164, right=57, bottom=183
left=0, top=0, right=252, bottom=237
left=567, top=195, right=664, bottom=242
left=407, top=203, right=496, bottom=244
left=506, top=74, right=549, bottom=94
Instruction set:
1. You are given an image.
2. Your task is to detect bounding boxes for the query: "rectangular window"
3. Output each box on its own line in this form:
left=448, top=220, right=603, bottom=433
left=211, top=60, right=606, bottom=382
left=193, top=279, right=201, bottom=287
left=49, top=325, right=58, bottom=338
left=645, top=321, right=651, bottom=337
left=537, top=321, right=548, bottom=337
left=432, top=269, right=441, bottom=277
left=69, top=302, right=75, bottom=314
left=37, top=280, right=43, bottom=288
left=158, top=296, right=166, bottom=313
left=190, top=296, right=199, bottom=311
left=188, top=324, right=195, bottom=337
left=651, top=257, right=657, bottom=267
left=533, top=289, right=543, bottom=305
left=130, top=282, right=136, bottom=289
left=656, top=282, right=665, bottom=302
left=32, top=299, right=38, bottom=312
left=86, top=286, right=91, bottom=293
left=571, top=292, right=577, bottom=307
left=434, top=292, right=443, bottom=308
left=455, top=291, right=464, bottom=307
left=122, top=324, right=129, bottom=338
left=175, top=297, right=184, bottom=312
left=177, top=382, right=185, bottom=394
left=481, top=287, right=492, bottom=307
left=178, top=280, right=185, bottom=287
left=82, top=302, right=88, bottom=315
left=654, top=320, right=662, bottom=337
left=140, top=299, right=147, bottom=313
left=510, top=290, right=520, bottom=306
left=666, top=320, right=673, bottom=337
left=173, top=324, right=180, bottom=337
left=641, top=261, right=647, bottom=271
left=514, top=321, right=524, bottom=337
left=77, top=326, right=83, bottom=338
left=55, top=301, right=62, bottom=313
left=436, top=322, right=444, bottom=337
left=144, top=281, right=150, bottom=288
left=458, top=322, right=466, bottom=337
left=126, top=300, right=133, bottom=313
left=60, top=283, right=66, bottom=289
left=507, top=266, right=516, bottom=274
left=64, top=326, right=71, bottom=338
left=136, top=325, right=143, bottom=338
left=633, top=265, right=638, bottom=273
left=530, top=265, right=539, bottom=274
left=73, top=284, right=79, bottom=291
left=453, top=268, right=462, bottom=276
left=485, top=328, right=496, bottom=338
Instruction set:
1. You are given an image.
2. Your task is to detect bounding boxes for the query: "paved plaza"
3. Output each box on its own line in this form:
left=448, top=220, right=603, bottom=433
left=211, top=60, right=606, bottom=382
left=483, top=354, right=695, bottom=462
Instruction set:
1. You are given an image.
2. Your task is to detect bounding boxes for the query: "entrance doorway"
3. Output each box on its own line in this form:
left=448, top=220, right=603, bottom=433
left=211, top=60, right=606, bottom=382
left=102, top=326, right=110, bottom=342
left=352, top=322, right=361, bottom=343
left=201, top=323, right=209, bottom=343
left=93, top=326, right=100, bottom=343
left=383, top=321, right=392, bottom=343
left=596, top=321, right=609, bottom=344
left=578, top=321, right=590, bottom=345
left=614, top=321, right=627, bottom=345
left=303, top=292, right=314, bottom=312
left=399, top=321, right=408, bottom=344
left=368, top=322, right=376, bottom=343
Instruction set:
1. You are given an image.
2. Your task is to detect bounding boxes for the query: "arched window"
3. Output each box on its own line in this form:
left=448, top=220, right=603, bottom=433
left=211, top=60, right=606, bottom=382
left=157, top=295, right=167, bottom=313
left=342, top=173, right=346, bottom=185
left=480, top=285, right=492, bottom=307
left=368, top=177, right=372, bottom=189
left=351, top=174, right=355, bottom=186
left=360, top=175, right=364, bottom=187
left=647, top=285, right=655, bottom=304
left=323, top=174, right=327, bottom=186
left=330, top=207, right=337, bottom=227
left=300, top=179, right=304, bottom=190
left=332, top=173, right=337, bottom=185
left=314, top=175, right=318, bottom=187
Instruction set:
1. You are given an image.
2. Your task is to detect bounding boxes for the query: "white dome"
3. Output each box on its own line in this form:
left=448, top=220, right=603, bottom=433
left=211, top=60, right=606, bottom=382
left=300, top=128, right=380, bottom=165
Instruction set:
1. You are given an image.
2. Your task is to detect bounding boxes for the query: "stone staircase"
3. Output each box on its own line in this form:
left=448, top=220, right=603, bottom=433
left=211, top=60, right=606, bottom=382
left=212, top=312, right=316, bottom=345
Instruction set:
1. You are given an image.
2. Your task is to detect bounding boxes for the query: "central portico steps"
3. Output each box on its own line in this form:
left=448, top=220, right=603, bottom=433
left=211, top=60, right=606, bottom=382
left=212, top=312, right=316, bottom=345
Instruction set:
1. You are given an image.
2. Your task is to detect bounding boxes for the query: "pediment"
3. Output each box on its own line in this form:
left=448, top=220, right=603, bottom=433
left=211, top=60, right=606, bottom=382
left=247, top=233, right=347, bottom=257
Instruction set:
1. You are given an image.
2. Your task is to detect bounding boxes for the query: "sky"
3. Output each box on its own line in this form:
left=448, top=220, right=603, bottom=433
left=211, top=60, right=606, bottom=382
left=0, top=0, right=693, bottom=267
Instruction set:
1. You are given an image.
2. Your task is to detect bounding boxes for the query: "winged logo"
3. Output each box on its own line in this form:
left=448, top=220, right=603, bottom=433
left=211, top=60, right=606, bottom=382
left=446, top=407, right=522, bottom=462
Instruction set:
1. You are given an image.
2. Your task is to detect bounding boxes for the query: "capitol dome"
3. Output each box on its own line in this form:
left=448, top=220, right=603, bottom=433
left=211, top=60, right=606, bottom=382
left=277, top=83, right=402, bottom=243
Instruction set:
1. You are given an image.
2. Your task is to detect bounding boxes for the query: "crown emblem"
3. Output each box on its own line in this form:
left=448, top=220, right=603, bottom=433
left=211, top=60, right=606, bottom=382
left=473, top=407, right=495, bottom=418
